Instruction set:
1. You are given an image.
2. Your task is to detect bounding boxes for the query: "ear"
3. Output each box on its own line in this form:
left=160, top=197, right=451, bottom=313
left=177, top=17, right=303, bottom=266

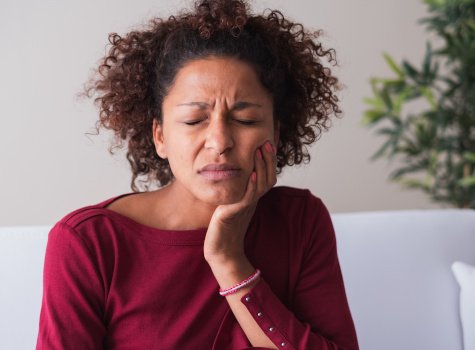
left=152, top=119, right=167, bottom=159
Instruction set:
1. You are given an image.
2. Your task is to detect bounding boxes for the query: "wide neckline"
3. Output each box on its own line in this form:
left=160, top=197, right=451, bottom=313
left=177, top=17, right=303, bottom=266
left=97, top=192, right=209, bottom=245
left=93, top=191, right=259, bottom=245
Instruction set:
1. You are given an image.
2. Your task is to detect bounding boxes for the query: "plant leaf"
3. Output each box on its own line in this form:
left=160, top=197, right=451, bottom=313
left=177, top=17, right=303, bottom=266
left=463, top=152, right=475, bottom=163
left=383, top=52, right=404, bottom=78
left=420, top=87, right=437, bottom=109
left=380, top=88, right=393, bottom=110
left=422, top=0, right=445, bottom=8
left=370, top=138, right=394, bottom=161
left=397, top=178, right=433, bottom=191
left=362, top=97, right=384, bottom=108
left=362, top=110, right=387, bottom=125
left=389, top=161, right=427, bottom=180
left=402, top=60, right=420, bottom=82
left=423, top=42, right=433, bottom=79
left=458, top=176, right=475, bottom=188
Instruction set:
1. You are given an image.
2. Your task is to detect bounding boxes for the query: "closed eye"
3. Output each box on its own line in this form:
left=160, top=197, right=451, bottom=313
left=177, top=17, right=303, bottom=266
left=184, top=119, right=205, bottom=126
left=234, top=119, right=259, bottom=125
left=183, top=118, right=259, bottom=126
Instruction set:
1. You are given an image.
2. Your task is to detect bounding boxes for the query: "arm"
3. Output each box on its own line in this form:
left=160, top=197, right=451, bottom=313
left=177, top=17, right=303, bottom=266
left=239, top=198, right=358, bottom=349
left=205, top=142, right=358, bottom=349
left=209, top=256, right=277, bottom=349
left=209, top=213, right=358, bottom=350
left=36, top=222, right=105, bottom=350
left=205, top=142, right=279, bottom=348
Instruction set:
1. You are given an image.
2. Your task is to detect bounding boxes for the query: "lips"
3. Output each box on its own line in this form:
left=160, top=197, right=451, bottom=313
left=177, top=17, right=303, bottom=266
left=198, top=164, right=241, bottom=181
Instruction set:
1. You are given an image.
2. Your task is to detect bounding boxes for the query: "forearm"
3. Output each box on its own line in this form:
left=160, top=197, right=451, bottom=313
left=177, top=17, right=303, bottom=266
left=208, top=257, right=278, bottom=349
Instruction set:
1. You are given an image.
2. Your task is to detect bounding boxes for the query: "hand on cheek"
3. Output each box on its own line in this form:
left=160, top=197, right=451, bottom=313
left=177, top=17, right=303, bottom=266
left=203, top=140, right=277, bottom=264
left=239, top=140, right=277, bottom=206
left=253, top=140, right=277, bottom=200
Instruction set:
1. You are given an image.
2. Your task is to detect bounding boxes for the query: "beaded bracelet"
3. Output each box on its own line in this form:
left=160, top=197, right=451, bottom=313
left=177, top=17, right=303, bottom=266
left=219, top=269, right=261, bottom=297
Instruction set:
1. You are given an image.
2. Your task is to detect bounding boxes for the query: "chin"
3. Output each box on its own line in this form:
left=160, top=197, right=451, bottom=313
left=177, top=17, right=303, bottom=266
left=199, top=184, right=246, bottom=206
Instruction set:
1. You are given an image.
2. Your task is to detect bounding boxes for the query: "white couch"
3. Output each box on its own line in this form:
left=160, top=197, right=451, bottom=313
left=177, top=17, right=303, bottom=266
left=1, top=209, right=474, bottom=350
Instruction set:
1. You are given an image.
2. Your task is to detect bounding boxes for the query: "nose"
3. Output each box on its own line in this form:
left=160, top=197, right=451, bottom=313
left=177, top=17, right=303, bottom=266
left=204, top=117, right=234, bottom=155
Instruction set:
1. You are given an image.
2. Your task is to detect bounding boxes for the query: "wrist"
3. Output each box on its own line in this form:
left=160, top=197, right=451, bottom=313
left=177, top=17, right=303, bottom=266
left=219, top=269, right=261, bottom=296
left=204, top=250, right=246, bottom=266
left=207, top=256, right=256, bottom=291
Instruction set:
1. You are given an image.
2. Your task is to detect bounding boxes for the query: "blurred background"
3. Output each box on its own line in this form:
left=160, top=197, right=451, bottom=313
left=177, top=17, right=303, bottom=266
left=1, top=0, right=446, bottom=226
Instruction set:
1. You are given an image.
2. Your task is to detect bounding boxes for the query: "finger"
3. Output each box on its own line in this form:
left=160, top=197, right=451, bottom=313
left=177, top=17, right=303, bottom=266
left=263, top=141, right=277, bottom=187
left=216, top=169, right=256, bottom=217
left=240, top=170, right=257, bottom=207
left=254, top=147, right=267, bottom=196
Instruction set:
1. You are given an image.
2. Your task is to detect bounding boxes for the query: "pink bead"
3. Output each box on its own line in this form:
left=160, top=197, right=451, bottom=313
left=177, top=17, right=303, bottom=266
left=219, top=269, right=261, bottom=297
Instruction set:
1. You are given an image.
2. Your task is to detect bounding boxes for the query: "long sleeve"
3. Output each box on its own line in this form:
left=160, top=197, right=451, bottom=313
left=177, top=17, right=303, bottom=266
left=36, top=188, right=357, bottom=349
left=36, top=222, right=106, bottom=349
left=239, top=196, right=358, bottom=350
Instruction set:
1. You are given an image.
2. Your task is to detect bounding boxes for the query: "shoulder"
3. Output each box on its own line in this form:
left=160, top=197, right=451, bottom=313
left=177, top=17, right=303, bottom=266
left=45, top=194, right=136, bottom=263
left=259, top=186, right=325, bottom=213
left=58, top=194, right=127, bottom=229
left=52, top=194, right=133, bottom=236
left=258, top=186, right=334, bottom=241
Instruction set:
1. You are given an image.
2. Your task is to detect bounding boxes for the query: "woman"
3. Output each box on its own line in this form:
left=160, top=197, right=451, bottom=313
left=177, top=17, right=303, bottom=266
left=37, top=0, right=359, bottom=349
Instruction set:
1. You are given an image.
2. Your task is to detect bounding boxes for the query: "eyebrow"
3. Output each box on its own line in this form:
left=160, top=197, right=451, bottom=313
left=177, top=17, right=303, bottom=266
left=177, top=101, right=262, bottom=111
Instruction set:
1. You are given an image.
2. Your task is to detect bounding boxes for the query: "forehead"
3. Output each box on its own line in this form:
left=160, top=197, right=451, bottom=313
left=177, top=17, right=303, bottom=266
left=166, top=56, right=271, bottom=101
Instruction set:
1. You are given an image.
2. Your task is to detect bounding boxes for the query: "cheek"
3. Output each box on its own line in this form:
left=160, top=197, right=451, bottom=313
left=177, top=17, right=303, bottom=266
left=247, top=129, right=275, bottom=149
left=238, top=131, right=273, bottom=164
left=167, top=136, right=201, bottom=166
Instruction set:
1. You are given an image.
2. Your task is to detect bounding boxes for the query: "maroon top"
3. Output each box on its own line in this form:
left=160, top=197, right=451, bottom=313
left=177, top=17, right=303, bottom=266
left=36, top=186, right=358, bottom=349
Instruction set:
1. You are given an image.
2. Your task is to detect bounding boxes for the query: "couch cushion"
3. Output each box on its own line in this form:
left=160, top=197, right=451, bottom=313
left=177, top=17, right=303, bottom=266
left=332, top=209, right=475, bottom=350
left=0, top=226, right=51, bottom=350
left=2, top=210, right=475, bottom=350
left=452, top=261, right=475, bottom=350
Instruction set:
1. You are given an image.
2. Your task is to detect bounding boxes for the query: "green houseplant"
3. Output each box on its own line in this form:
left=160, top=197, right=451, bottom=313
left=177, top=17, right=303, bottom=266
left=362, top=0, right=475, bottom=208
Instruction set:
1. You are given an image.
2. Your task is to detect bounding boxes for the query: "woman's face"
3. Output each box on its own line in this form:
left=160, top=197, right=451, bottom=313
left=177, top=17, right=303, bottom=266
left=154, top=56, right=278, bottom=206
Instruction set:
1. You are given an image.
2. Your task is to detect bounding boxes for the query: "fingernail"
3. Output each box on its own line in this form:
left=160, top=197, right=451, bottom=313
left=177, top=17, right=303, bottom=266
left=265, top=141, right=273, bottom=153
left=256, top=149, right=262, bottom=159
left=251, top=172, right=257, bottom=182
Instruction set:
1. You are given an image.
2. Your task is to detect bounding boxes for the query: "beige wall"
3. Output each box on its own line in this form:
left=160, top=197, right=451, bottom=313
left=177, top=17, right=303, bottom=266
left=0, top=0, right=445, bottom=226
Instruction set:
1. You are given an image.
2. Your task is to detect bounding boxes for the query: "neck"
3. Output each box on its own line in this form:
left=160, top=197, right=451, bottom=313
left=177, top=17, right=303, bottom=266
left=154, top=181, right=217, bottom=230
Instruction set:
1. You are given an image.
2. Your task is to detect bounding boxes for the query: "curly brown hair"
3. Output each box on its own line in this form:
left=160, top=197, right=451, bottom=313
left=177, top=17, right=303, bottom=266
left=84, top=0, right=341, bottom=191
